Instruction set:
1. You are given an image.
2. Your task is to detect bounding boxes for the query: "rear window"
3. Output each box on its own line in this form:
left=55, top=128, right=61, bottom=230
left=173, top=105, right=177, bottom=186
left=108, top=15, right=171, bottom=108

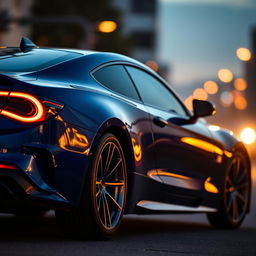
left=0, top=48, right=81, bottom=73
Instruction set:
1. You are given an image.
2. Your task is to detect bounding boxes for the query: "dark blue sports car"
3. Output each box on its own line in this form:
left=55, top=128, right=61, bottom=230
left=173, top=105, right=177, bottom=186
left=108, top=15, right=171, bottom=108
left=0, top=38, right=251, bottom=239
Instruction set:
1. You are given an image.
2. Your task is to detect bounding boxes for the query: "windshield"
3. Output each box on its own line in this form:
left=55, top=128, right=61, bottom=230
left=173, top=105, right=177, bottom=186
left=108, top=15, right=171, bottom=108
left=0, top=48, right=81, bottom=73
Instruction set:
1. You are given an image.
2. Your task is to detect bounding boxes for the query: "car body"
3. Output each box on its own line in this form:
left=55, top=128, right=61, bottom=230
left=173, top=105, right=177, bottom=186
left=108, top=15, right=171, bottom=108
left=0, top=38, right=251, bottom=238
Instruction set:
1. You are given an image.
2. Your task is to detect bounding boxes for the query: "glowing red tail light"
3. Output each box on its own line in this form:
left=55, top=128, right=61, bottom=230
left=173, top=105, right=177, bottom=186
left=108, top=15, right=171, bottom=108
left=0, top=91, right=63, bottom=123
left=0, top=164, right=17, bottom=170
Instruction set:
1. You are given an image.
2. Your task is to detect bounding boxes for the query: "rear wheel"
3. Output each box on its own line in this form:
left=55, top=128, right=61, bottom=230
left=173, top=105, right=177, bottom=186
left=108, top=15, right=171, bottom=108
left=207, top=151, right=250, bottom=229
left=56, top=133, right=127, bottom=239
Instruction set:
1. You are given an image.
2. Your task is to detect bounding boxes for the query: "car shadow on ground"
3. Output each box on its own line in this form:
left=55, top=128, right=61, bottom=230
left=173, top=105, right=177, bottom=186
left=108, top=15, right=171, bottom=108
left=0, top=213, right=219, bottom=242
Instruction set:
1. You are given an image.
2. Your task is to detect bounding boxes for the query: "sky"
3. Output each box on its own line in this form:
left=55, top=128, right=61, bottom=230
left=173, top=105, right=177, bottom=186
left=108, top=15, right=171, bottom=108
left=157, top=0, right=256, bottom=88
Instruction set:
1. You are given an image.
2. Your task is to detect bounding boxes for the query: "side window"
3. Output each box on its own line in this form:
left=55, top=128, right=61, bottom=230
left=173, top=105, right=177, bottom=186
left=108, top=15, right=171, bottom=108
left=126, top=66, right=187, bottom=115
left=93, top=65, right=140, bottom=101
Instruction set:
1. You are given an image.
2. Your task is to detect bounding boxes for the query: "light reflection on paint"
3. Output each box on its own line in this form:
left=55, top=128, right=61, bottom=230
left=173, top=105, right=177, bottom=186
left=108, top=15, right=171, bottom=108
left=147, top=169, right=199, bottom=190
left=181, top=137, right=232, bottom=158
left=148, top=169, right=191, bottom=180
left=59, top=127, right=89, bottom=154
left=132, top=138, right=142, bottom=162
left=204, top=177, right=219, bottom=194
left=208, top=125, right=220, bottom=131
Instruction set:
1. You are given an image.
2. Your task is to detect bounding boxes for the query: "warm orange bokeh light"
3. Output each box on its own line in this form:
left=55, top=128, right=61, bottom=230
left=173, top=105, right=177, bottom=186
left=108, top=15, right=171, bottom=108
left=145, top=60, right=159, bottom=72
left=218, top=69, right=233, bottom=83
left=193, top=88, right=208, bottom=100
left=234, top=78, right=247, bottom=91
left=236, top=48, right=251, bottom=61
left=184, top=96, right=194, bottom=110
left=234, top=96, right=247, bottom=110
left=203, top=81, right=218, bottom=95
left=98, top=21, right=117, bottom=33
left=240, top=128, right=256, bottom=144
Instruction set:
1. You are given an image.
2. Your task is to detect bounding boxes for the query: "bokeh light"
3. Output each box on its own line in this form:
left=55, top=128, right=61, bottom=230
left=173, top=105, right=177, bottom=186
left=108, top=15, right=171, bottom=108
left=218, top=69, right=233, bottom=83
left=145, top=60, right=159, bottom=72
left=234, top=78, right=247, bottom=91
left=240, top=128, right=256, bottom=144
left=236, top=48, right=251, bottom=61
left=193, top=88, right=208, bottom=100
left=98, top=21, right=117, bottom=33
left=220, top=91, right=233, bottom=106
left=203, top=81, right=218, bottom=95
left=184, top=96, right=194, bottom=110
left=234, top=95, right=247, bottom=110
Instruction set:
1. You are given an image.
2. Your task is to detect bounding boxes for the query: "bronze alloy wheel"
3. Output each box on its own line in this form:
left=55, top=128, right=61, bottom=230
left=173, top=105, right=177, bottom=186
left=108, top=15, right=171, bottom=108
left=93, top=137, right=127, bottom=230
left=223, top=154, right=250, bottom=225
left=207, top=151, right=251, bottom=229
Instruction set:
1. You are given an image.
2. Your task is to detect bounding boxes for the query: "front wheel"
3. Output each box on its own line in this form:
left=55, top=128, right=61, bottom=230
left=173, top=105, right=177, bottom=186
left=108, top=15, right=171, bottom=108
left=207, top=151, right=251, bottom=229
left=56, top=133, right=127, bottom=239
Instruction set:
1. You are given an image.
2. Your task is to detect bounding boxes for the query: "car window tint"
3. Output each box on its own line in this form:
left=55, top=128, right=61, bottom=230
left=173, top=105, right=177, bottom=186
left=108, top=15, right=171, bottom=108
left=126, top=66, right=186, bottom=115
left=93, top=65, right=140, bottom=100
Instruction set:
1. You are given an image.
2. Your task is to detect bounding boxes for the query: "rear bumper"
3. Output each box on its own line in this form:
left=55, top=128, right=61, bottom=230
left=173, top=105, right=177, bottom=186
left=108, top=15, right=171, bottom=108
left=0, top=165, right=70, bottom=213
left=0, top=113, right=96, bottom=212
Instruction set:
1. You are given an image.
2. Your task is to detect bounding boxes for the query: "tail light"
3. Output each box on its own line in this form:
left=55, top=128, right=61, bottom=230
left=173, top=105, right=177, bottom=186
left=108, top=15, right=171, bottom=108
left=0, top=91, right=63, bottom=123
left=0, top=163, right=17, bottom=170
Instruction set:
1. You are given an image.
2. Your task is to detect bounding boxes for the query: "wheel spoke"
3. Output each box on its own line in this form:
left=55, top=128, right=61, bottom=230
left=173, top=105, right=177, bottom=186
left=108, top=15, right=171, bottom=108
left=105, top=182, right=124, bottom=186
left=99, top=155, right=103, bottom=177
left=104, top=143, right=116, bottom=176
left=234, top=158, right=240, bottom=180
left=103, top=191, right=112, bottom=227
left=227, top=194, right=234, bottom=211
left=105, top=158, right=122, bottom=180
left=105, top=189, right=122, bottom=210
left=232, top=197, right=239, bottom=221
left=227, top=176, right=234, bottom=187
left=96, top=189, right=101, bottom=197
left=236, top=191, right=246, bottom=204
left=97, top=192, right=103, bottom=211
left=237, top=169, right=246, bottom=184
left=102, top=193, right=107, bottom=226
left=236, top=182, right=249, bottom=190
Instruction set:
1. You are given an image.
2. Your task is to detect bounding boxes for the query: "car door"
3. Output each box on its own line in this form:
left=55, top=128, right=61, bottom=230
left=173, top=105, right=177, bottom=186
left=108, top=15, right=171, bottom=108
left=125, top=65, right=222, bottom=205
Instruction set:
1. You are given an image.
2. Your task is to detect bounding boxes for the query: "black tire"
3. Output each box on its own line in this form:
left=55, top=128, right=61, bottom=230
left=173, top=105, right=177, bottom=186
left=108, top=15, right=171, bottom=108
left=207, top=151, right=251, bottom=229
left=55, top=133, right=127, bottom=239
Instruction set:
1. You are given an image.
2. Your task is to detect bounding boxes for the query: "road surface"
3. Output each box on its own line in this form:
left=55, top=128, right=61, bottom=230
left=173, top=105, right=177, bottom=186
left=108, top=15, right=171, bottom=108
left=0, top=164, right=255, bottom=256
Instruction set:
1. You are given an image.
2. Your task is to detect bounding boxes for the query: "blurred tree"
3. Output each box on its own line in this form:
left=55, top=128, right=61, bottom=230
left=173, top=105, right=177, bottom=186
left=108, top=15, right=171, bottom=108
left=31, top=0, right=132, bottom=54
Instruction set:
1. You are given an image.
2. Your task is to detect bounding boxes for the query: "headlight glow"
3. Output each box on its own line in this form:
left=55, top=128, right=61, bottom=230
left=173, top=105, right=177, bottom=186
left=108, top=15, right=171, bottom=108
left=240, top=128, right=256, bottom=144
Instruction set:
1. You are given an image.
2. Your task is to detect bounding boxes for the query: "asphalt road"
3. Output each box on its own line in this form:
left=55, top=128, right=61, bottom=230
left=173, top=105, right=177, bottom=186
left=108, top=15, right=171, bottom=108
left=0, top=164, right=255, bottom=256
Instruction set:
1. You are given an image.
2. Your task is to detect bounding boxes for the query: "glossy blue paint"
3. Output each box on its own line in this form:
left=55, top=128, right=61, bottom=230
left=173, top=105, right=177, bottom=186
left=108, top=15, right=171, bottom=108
left=0, top=47, right=250, bottom=214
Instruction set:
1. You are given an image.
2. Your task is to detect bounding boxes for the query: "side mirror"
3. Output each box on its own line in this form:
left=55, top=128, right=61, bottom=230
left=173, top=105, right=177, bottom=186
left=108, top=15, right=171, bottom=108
left=192, top=99, right=216, bottom=118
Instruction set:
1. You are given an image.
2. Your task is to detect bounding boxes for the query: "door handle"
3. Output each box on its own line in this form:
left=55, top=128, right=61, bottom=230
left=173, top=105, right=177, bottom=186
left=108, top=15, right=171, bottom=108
left=153, top=117, right=168, bottom=127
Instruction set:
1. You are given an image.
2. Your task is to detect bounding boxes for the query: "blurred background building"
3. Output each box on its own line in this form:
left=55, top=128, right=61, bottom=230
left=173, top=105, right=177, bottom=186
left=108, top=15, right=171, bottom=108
left=0, top=0, right=255, bottom=151
left=0, top=0, right=32, bottom=45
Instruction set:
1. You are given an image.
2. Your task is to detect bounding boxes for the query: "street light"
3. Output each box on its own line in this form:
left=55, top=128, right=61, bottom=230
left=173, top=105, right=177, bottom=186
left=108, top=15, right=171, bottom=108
left=234, top=78, right=247, bottom=91
left=240, top=128, right=256, bottom=144
left=203, top=81, right=218, bottom=95
left=98, top=21, right=117, bottom=33
left=236, top=48, right=251, bottom=61
left=218, top=69, right=233, bottom=83
left=193, top=88, right=208, bottom=100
